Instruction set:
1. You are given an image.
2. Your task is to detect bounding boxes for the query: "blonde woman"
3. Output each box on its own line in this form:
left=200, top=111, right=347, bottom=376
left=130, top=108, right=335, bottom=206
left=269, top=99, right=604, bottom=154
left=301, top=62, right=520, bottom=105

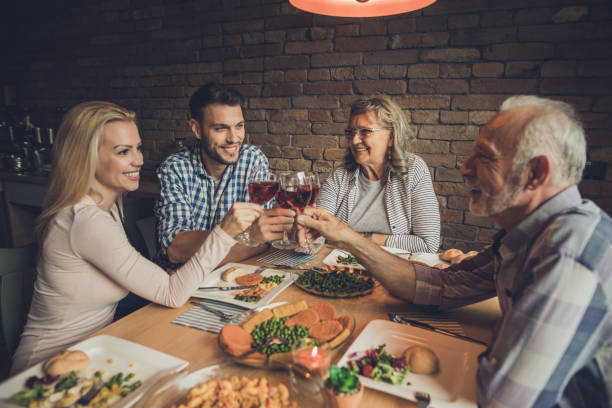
left=11, top=101, right=261, bottom=374
left=317, top=96, right=440, bottom=252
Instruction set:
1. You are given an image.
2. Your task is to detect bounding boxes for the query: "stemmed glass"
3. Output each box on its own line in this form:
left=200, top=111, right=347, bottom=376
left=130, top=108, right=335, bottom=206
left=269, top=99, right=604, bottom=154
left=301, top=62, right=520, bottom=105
left=297, top=172, right=322, bottom=253
left=235, top=166, right=279, bottom=247
left=272, top=172, right=312, bottom=250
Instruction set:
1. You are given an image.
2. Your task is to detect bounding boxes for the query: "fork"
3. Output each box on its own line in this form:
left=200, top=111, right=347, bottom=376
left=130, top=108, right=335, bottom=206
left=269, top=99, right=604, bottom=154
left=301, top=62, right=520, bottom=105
left=415, top=391, right=431, bottom=408
left=190, top=301, right=235, bottom=320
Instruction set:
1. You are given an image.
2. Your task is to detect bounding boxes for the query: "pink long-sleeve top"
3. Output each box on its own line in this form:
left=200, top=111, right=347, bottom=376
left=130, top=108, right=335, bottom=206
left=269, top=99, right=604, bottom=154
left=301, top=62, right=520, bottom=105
left=11, top=195, right=236, bottom=374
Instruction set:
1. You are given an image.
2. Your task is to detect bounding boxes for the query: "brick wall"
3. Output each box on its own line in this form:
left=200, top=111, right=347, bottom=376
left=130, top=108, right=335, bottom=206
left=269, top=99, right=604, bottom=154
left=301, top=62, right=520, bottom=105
left=3, top=0, right=611, bottom=250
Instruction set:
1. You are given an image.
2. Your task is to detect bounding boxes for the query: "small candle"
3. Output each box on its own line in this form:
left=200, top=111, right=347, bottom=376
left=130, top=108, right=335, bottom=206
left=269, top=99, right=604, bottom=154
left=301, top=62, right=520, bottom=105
left=293, top=346, right=330, bottom=376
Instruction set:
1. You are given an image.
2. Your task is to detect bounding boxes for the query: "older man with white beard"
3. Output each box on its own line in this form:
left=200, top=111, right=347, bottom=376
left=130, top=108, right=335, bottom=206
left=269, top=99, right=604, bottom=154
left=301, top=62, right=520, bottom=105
left=297, top=95, right=612, bottom=407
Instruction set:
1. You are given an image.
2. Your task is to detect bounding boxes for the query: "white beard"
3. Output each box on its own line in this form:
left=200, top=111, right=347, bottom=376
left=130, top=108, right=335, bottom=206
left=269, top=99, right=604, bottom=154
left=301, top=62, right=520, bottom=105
left=469, top=170, right=524, bottom=217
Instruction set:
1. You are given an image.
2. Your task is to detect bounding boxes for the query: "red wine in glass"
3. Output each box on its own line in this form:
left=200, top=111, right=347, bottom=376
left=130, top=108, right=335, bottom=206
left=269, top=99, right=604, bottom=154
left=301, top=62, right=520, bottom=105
left=276, top=186, right=312, bottom=212
left=308, top=185, right=320, bottom=205
left=276, top=186, right=311, bottom=212
left=249, top=181, right=279, bottom=205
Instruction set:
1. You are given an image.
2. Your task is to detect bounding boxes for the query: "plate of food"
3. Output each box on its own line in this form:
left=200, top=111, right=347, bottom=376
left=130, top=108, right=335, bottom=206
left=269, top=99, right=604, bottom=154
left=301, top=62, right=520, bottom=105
left=193, top=263, right=296, bottom=308
left=323, top=247, right=443, bottom=269
left=336, top=320, right=485, bottom=408
left=0, top=335, right=188, bottom=408
left=218, top=300, right=355, bottom=368
left=133, top=360, right=332, bottom=408
left=295, top=266, right=377, bottom=298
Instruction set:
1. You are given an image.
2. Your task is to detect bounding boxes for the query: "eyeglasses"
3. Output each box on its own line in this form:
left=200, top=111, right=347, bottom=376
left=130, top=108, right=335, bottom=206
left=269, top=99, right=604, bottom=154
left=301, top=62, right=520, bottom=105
left=344, top=127, right=391, bottom=138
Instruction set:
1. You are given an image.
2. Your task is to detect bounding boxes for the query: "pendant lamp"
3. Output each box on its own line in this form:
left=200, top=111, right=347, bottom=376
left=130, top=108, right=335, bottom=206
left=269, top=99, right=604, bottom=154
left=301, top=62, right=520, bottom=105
left=289, top=0, right=437, bottom=17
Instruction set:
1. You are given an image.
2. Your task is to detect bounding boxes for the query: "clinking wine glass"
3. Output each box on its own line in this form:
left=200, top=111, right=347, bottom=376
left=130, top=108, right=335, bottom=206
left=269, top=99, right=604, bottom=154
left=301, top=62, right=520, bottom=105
left=235, top=166, right=279, bottom=246
left=302, top=172, right=322, bottom=252
left=271, top=172, right=312, bottom=250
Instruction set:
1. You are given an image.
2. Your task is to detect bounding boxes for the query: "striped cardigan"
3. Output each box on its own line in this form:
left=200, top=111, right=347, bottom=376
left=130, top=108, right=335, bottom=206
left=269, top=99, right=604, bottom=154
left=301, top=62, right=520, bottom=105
left=317, top=154, right=440, bottom=253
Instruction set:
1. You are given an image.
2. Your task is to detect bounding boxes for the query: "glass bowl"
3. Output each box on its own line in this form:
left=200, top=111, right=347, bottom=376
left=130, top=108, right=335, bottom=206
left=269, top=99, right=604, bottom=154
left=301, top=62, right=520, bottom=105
left=218, top=303, right=356, bottom=368
left=133, top=360, right=332, bottom=407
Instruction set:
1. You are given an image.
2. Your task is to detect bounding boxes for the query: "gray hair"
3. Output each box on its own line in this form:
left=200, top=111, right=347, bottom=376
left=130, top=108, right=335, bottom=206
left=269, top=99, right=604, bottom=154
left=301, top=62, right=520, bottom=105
left=345, top=95, right=416, bottom=177
left=500, top=95, right=586, bottom=187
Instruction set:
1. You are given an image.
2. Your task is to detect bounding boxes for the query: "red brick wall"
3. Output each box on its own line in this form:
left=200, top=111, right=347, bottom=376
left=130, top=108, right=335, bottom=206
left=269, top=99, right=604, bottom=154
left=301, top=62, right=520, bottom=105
left=3, top=0, right=611, bottom=250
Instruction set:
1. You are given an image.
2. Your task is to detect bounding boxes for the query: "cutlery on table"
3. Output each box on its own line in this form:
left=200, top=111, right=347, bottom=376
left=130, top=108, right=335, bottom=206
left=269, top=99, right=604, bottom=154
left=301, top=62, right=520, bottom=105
left=190, top=301, right=236, bottom=320
left=415, top=391, right=431, bottom=408
left=398, top=317, right=486, bottom=346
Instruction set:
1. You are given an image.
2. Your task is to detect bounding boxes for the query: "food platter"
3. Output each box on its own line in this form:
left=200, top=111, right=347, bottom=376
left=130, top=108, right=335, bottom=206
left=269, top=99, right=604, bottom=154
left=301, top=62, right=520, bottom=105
left=192, top=263, right=295, bottom=308
left=337, top=320, right=485, bottom=408
left=294, top=267, right=377, bottom=298
left=218, top=301, right=355, bottom=368
left=0, top=335, right=188, bottom=408
left=134, top=360, right=332, bottom=408
left=323, top=247, right=442, bottom=269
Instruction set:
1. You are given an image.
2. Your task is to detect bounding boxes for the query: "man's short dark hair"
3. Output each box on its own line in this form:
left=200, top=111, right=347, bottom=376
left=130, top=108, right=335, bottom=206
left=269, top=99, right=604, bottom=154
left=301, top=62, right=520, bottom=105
left=189, top=83, right=244, bottom=122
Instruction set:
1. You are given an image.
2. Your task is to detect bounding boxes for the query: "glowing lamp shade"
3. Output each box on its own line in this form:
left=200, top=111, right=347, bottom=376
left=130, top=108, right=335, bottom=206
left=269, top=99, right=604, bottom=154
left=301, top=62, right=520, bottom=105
left=289, top=0, right=437, bottom=17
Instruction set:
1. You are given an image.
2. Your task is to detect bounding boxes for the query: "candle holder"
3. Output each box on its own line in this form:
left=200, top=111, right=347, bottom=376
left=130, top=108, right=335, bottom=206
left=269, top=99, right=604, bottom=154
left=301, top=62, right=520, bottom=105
left=289, top=338, right=331, bottom=396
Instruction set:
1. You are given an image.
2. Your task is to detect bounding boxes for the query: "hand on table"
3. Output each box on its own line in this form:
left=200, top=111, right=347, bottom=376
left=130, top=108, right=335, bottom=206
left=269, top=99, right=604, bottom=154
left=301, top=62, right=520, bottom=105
left=219, top=202, right=263, bottom=238
left=249, top=208, right=295, bottom=244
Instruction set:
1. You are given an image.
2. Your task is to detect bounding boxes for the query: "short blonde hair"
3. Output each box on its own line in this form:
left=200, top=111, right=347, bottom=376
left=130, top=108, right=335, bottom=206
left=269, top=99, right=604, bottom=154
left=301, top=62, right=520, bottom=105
left=36, top=101, right=136, bottom=242
left=345, top=95, right=416, bottom=177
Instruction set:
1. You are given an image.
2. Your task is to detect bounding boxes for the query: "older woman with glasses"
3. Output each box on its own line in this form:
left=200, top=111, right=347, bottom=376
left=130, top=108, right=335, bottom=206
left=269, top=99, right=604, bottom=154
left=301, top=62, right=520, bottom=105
left=317, top=95, right=440, bottom=253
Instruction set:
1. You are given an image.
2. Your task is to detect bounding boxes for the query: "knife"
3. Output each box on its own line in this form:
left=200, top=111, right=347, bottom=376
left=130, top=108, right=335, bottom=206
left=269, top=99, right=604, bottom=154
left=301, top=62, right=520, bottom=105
left=197, top=285, right=251, bottom=291
left=253, top=265, right=267, bottom=274
left=397, top=317, right=487, bottom=346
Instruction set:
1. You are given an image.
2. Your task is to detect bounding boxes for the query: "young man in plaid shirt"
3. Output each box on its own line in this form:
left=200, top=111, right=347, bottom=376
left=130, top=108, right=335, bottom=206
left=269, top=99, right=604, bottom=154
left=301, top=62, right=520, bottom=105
left=155, top=83, right=294, bottom=269
left=298, top=96, right=612, bottom=407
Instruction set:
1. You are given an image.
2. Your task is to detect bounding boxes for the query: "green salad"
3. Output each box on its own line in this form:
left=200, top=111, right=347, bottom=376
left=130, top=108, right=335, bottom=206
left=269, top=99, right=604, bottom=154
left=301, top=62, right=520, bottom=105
left=347, top=344, right=409, bottom=385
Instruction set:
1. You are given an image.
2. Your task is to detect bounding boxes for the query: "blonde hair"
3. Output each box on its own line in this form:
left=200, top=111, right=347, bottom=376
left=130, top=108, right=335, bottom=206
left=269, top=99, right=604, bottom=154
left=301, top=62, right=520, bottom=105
left=36, top=101, right=136, bottom=243
left=345, top=95, right=416, bottom=177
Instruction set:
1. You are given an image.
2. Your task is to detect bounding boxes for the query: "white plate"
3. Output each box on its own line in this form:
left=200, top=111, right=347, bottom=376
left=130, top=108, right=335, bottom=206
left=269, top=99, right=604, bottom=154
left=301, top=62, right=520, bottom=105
left=192, top=263, right=295, bottom=308
left=323, top=247, right=442, bottom=269
left=337, top=320, right=485, bottom=408
left=0, top=335, right=188, bottom=407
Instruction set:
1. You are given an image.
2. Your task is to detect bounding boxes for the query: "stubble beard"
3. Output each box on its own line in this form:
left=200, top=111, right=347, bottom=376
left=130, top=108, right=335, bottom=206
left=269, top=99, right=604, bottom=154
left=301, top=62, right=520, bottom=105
left=201, top=139, right=242, bottom=166
left=469, top=168, right=524, bottom=217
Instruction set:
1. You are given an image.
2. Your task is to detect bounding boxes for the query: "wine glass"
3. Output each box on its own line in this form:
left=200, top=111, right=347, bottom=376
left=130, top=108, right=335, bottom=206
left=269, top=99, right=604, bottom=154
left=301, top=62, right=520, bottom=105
left=307, top=172, right=320, bottom=207
left=271, top=172, right=312, bottom=250
left=235, top=166, right=279, bottom=246
left=296, top=172, right=323, bottom=253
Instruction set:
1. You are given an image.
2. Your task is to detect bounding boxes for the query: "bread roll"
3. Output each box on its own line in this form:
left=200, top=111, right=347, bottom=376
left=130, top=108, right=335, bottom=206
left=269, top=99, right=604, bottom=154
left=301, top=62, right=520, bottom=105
left=464, top=250, right=479, bottom=259
left=451, top=253, right=471, bottom=265
left=440, top=248, right=463, bottom=262
left=43, top=350, right=90, bottom=377
left=221, top=266, right=244, bottom=283
left=433, top=262, right=450, bottom=270
left=403, top=346, right=439, bottom=375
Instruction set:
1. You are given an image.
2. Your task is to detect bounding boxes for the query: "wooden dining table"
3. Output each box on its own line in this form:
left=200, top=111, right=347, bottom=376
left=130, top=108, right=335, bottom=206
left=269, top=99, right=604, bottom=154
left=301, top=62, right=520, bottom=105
left=94, top=247, right=502, bottom=407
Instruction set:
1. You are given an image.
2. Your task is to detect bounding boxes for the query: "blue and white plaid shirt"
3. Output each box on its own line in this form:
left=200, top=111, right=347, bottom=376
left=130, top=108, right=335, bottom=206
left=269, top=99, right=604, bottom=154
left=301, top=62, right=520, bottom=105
left=154, top=141, right=270, bottom=267
left=413, top=186, right=612, bottom=407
